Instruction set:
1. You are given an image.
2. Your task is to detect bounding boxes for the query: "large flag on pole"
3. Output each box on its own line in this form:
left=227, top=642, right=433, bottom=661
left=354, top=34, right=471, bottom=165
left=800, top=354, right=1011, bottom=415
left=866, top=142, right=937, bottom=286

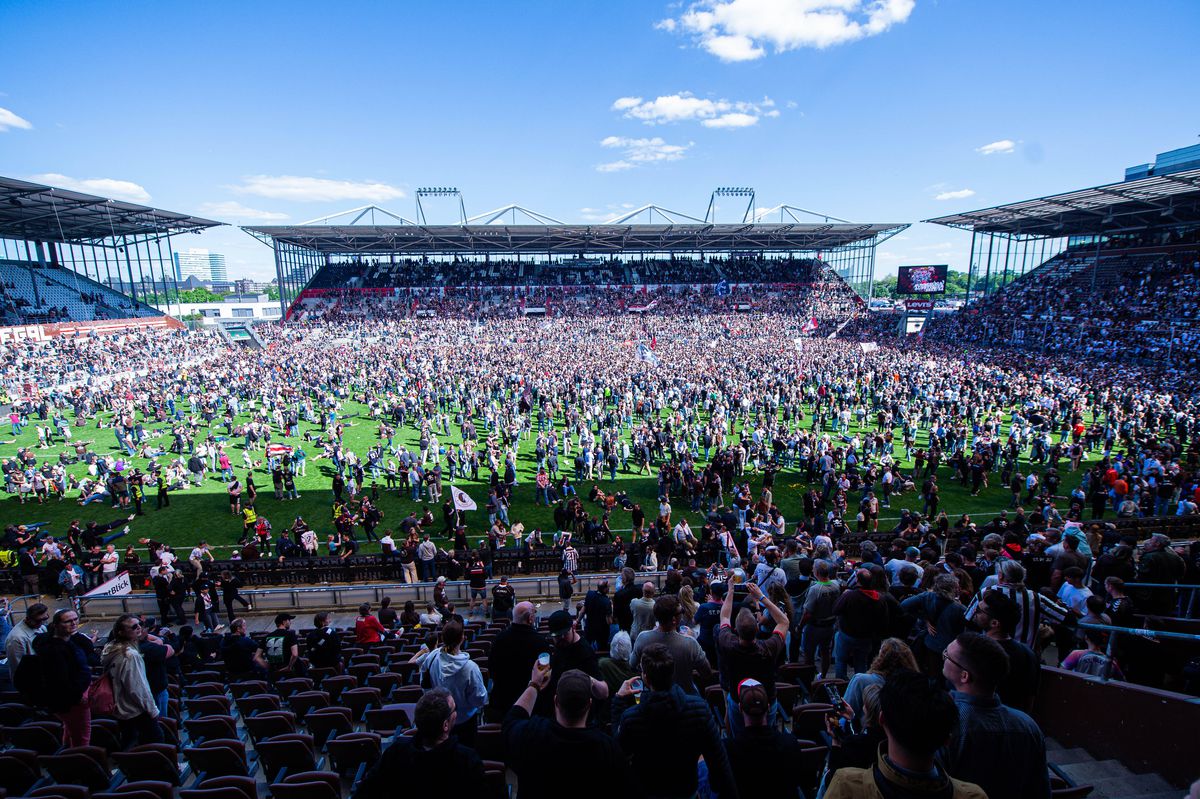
left=715, top=279, right=730, bottom=297
left=636, top=342, right=660, bottom=367
left=450, top=486, right=477, bottom=512
left=800, top=317, right=818, bottom=335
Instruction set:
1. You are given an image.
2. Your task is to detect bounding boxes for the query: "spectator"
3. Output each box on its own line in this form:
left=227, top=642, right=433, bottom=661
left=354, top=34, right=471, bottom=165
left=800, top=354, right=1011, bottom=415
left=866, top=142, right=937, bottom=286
left=353, top=688, right=486, bottom=799
left=537, top=610, right=609, bottom=717
left=4, top=602, right=48, bottom=674
left=504, top=665, right=640, bottom=799
left=492, top=575, right=516, bottom=621
left=101, top=613, right=163, bottom=748
left=628, top=594, right=712, bottom=695
left=306, top=612, right=342, bottom=671
left=716, top=581, right=788, bottom=732
left=488, top=601, right=549, bottom=721
left=833, top=567, right=891, bottom=680
left=843, top=637, right=918, bottom=726
left=264, top=613, right=301, bottom=679
left=355, top=602, right=387, bottom=644
left=824, top=670, right=987, bottom=799
left=940, top=632, right=1050, bottom=799
left=31, top=608, right=94, bottom=747
left=613, top=643, right=735, bottom=798
left=971, top=591, right=1040, bottom=712
left=1135, top=533, right=1187, bottom=615
left=798, top=558, right=842, bottom=677
left=598, top=630, right=637, bottom=698
left=583, top=579, right=613, bottom=650
left=900, top=573, right=967, bottom=676
left=1062, top=628, right=1125, bottom=679
left=629, top=581, right=657, bottom=641
left=964, top=559, right=1067, bottom=652
left=419, top=619, right=488, bottom=745
left=221, top=618, right=267, bottom=680
left=723, top=678, right=804, bottom=797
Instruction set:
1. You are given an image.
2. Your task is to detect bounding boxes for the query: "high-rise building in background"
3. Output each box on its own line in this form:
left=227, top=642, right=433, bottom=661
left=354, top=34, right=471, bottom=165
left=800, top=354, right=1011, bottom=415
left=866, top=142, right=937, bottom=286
left=173, top=248, right=227, bottom=282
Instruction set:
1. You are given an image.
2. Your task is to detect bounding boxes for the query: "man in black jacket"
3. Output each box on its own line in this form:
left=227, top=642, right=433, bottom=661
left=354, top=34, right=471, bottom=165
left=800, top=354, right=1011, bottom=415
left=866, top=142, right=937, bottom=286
left=612, top=643, right=736, bottom=798
left=353, top=688, right=485, bottom=799
left=487, top=601, right=549, bottom=721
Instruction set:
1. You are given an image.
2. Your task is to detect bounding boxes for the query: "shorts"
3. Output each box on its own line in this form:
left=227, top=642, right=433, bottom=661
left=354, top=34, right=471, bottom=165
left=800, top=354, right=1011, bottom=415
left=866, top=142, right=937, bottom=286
left=470, top=588, right=487, bottom=600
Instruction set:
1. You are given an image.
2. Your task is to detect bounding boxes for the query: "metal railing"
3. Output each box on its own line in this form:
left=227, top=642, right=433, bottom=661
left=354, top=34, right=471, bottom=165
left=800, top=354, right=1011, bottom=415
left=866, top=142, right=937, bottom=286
left=78, top=570, right=667, bottom=619
left=1077, top=620, right=1200, bottom=682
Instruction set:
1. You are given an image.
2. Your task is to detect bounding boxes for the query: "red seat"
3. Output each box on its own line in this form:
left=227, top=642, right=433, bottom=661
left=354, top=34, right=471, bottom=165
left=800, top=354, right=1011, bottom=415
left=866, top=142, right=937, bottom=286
left=184, top=715, right=238, bottom=744
left=4, top=722, right=64, bottom=755
left=28, top=785, right=91, bottom=799
left=243, top=711, right=298, bottom=743
left=318, top=675, right=356, bottom=704
left=38, top=746, right=116, bottom=793
left=269, top=773, right=340, bottom=799
left=94, top=780, right=176, bottom=799
left=184, top=696, right=232, bottom=719
left=275, top=678, right=315, bottom=698
left=363, top=707, right=410, bottom=735
left=179, top=775, right=257, bottom=799
left=255, top=734, right=317, bottom=782
left=303, top=707, right=353, bottom=748
left=228, top=681, right=269, bottom=699
left=340, top=687, right=382, bottom=721
left=111, top=744, right=182, bottom=786
left=182, top=738, right=251, bottom=780
left=0, top=748, right=44, bottom=797
left=236, top=693, right=282, bottom=718
left=325, top=732, right=381, bottom=778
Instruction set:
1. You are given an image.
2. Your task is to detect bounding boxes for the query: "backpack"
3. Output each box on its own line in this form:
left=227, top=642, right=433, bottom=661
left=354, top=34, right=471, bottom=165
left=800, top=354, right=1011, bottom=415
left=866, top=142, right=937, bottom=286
left=89, top=672, right=116, bottom=714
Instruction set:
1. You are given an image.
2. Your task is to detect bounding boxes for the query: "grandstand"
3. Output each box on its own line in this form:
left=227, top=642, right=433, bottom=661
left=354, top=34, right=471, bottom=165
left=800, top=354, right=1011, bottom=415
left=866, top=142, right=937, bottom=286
left=244, top=198, right=908, bottom=320
left=0, top=176, right=221, bottom=326
left=924, top=161, right=1200, bottom=364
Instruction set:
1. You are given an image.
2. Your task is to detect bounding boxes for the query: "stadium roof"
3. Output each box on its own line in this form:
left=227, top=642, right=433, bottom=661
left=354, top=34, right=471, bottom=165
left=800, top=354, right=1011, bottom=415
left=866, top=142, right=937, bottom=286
left=0, top=176, right=221, bottom=243
left=924, top=168, right=1200, bottom=237
left=244, top=222, right=907, bottom=254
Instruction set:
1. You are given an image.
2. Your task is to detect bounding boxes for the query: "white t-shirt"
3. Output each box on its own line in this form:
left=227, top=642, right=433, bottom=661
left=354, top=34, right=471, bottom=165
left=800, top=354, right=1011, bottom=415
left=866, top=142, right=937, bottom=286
left=1057, top=583, right=1093, bottom=615
left=101, top=551, right=119, bottom=575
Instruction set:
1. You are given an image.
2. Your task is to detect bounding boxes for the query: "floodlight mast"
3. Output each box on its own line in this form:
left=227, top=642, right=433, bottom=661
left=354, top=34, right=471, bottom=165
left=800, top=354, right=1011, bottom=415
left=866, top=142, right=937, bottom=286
left=415, top=187, right=467, bottom=225
left=706, top=187, right=756, bottom=224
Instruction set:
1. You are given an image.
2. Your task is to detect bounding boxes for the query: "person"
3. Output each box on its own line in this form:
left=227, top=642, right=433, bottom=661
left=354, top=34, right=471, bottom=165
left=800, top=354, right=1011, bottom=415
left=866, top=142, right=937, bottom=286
left=900, top=573, right=967, bottom=676
left=31, top=608, right=94, bottom=746
left=598, top=629, right=637, bottom=698
left=356, top=602, right=387, bottom=644
left=557, top=568, right=575, bottom=612
left=629, top=582, right=657, bottom=641
left=971, top=590, right=1040, bottom=711
left=612, top=643, right=735, bottom=798
left=799, top=559, right=842, bottom=677
left=722, top=678, right=804, bottom=798
left=612, top=567, right=639, bottom=631
left=352, top=688, right=486, bottom=799
left=306, top=612, right=342, bottom=671
left=221, top=618, right=267, bottom=679
left=824, top=670, right=987, bottom=799
left=265, top=613, right=301, bottom=679
left=218, top=570, right=251, bottom=622
left=137, top=616, right=174, bottom=719
left=399, top=600, right=422, bottom=628
left=419, top=620, right=488, bottom=746
left=537, top=610, right=609, bottom=718
left=4, top=602, right=48, bottom=674
left=1136, top=533, right=1187, bottom=615
left=466, top=555, right=488, bottom=616
left=628, top=594, right=712, bottom=695
left=582, top=579, right=613, bottom=650
left=488, top=601, right=549, bottom=722
left=964, top=559, right=1067, bottom=651
left=101, top=613, right=163, bottom=748
left=491, top=575, right=516, bottom=621
left=1062, top=628, right=1125, bottom=679
left=716, top=581, right=788, bottom=732
left=842, top=638, right=918, bottom=726
left=833, top=567, right=891, bottom=680
left=940, top=632, right=1050, bottom=799
left=820, top=681, right=889, bottom=796
left=503, top=664, right=641, bottom=799
left=378, top=597, right=398, bottom=630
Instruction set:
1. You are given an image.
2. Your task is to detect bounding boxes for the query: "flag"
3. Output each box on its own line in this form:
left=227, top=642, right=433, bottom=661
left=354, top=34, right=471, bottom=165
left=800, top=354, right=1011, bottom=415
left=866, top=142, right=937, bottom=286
left=716, top=279, right=730, bottom=297
left=650, top=334, right=657, bottom=350
left=636, top=342, right=660, bottom=367
left=267, top=443, right=293, bottom=457
left=451, top=486, right=477, bottom=511
left=801, top=317, right=818, bottom=335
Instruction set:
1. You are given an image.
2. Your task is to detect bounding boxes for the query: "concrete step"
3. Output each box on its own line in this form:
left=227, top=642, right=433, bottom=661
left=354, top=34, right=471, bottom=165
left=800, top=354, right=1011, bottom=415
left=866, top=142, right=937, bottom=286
left=1059, top=759, right=1135, bottom=784
left=1089, top=773, right=1174, bottom=799
left=1045, top=737, right=1065, bottom=752
left=1047, top=747, right=1098, bottom=766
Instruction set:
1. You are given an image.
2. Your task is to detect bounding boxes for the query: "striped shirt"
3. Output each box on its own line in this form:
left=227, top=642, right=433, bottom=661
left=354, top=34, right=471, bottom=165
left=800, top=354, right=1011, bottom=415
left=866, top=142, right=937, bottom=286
left=964, top=584, right=1069, bottom=650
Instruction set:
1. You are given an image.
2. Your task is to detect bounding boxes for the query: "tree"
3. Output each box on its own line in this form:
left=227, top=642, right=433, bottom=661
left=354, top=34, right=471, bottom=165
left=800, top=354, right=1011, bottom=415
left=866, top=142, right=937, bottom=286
left=176, top=287, right=228, bottom=304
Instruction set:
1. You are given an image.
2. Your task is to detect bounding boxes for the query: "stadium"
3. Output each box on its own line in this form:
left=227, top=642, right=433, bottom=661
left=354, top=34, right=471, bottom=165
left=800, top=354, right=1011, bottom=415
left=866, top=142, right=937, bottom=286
left=2, top=3, right=1199, bottom=796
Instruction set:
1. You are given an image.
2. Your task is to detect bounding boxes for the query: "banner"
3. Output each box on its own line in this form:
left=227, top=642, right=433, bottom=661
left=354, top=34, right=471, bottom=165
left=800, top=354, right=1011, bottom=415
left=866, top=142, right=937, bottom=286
left=0, top=316, right=183, bottom=345
left=904, top=299, right=935, bottom=312
left=84, top=570, right=132, bottom=597
left=859, top=342, right=879, bottom=353
left=451, top=486, right=478, bottom=511
left=635, top=342, right=660, bottom=367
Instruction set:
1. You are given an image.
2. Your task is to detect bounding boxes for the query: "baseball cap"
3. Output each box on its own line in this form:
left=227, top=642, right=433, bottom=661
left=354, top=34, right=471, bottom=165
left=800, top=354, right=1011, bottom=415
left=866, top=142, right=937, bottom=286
left=547, top=610, right=575, bottom=635
left=274, top=613, right=296, bottom=625
left=556, top=669, right=594, bottom=716
left=739, top=681, right=769, bottom=718
left=905, top=546, right=920, bottom=558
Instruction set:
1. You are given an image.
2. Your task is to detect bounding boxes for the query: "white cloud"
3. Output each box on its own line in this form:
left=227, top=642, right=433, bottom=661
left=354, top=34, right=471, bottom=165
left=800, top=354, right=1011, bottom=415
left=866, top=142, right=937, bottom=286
left=29, top=173, right=151, bottom=202
left=976, top=139, right=1016, bottom=155
left=0, top=107, right=32, bottom=132
left=230, top=175, right=405, bottom=202
left=934, top=188, right=975, bottom=201
left=197, top=201, right=289, bottom=221
left=612, top=92, right=778, bottom=128
left=597, top=136, right=694, bottom=172
left=661, top=0, right=916, bottom=61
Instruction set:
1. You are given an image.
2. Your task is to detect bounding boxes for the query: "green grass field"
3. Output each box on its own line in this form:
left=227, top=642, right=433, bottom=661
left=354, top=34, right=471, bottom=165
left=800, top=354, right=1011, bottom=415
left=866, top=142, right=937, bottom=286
left=2, top=400, right=1090, bottom=555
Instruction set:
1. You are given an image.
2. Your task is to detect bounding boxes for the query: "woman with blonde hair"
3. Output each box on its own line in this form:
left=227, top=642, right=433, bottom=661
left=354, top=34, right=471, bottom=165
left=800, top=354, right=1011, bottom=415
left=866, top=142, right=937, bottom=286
left=677, top=584, right=698, bottom=628
left=101, top=613, right=161, bottom=748
left=842, top=637, right=917, bottom=725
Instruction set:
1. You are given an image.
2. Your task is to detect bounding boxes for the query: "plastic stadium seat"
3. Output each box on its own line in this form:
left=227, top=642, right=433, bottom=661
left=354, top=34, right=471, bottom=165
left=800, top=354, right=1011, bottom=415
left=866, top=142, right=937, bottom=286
left=0, top=749, right=44, bottom=797
left=228, top=681, right=269, bottom=699
left=481, top=760, right=509, bottom=799
left=362, top=707, right=410, bottom=736
left=0, top=703, right=35, bottom=727
left=269, top=773, right=340, bottom=799
left=93, top=781, right=175, bottom=799
left=473, top=723, right=506, bottom=763
left=243, top=711, right=298, bottom=744
left=774, top=683, right=801, bottom=719
left=348, top=654, right=380, bottom=668
left=255, top=734, right=317, bottom=782
left=235, top=693, right=282, bottom=718
left=111, top=744, right=182, bottom=786
left=182, top=738, right=252, bottom=781
left=777, top=662, right=816, bottom=691
left=90, top=719, right=122, bottom=753
left=184, top=716, right=238, bottom=744
left=287, top=692, right=330, bottom=718
left=302, top=707, right=352, bottom=748
left=792, top=704, right=835, bottom=743
left=184, top=683, right=227, bottom=699
left=347, top=664, right=377, bottom=685
left=38, top=746, right=117, bottom=793
left=274, top=678, right=314, bottom=699
left=390, top=685, right=424, bottom=705
left=317, top=675, right=356, bottom=704
left=27, top=785, right=90, bottom=799
left=339, top=687, right=382, bottom=722
left=365, top=672, right=402, bottom=698
left=325, top=732, right=382, bottom=777
left=179, top=776, right=257, bottom=799
left=4, top=722, right=64, bottom=755
left=185, top=696, right=232, bottom=719
left=1051, top=786, right=1095, bottom=799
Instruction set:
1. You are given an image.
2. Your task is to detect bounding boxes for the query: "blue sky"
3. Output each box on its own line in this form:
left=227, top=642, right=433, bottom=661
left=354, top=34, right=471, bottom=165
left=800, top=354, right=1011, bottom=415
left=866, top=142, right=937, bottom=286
left=2, top=0, right=1198, bottom=280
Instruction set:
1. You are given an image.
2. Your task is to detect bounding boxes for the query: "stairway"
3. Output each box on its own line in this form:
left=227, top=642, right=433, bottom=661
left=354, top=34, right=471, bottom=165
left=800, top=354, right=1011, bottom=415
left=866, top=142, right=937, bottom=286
left=1046, top=738, right=1179, bottom=798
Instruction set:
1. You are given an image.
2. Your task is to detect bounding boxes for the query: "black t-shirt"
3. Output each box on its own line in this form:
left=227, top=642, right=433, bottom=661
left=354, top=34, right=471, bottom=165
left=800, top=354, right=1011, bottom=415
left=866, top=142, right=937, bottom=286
left=724, top=724, right=805, bottom=797
left=502, top=706, right=639, bottom=799
left=583, top=591, right=612, bottom=634
left=221, top=634, right=260, bottom=674
left=139, top=640, right=170, bottom=695
left=996, top=637, right=1040, bottom=711
left=492, top=584, right=516, bottom=614
left=489, top=623, right=550, bottom=713
left=305, top=627, right=342, bottom=668
left=265, top=629, right=298, bottom=668
left=537, top=637, right=600, bottom=716
left=468, top=563, right=487, bottom=589
left=613, top=584, right=639, bottom=631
